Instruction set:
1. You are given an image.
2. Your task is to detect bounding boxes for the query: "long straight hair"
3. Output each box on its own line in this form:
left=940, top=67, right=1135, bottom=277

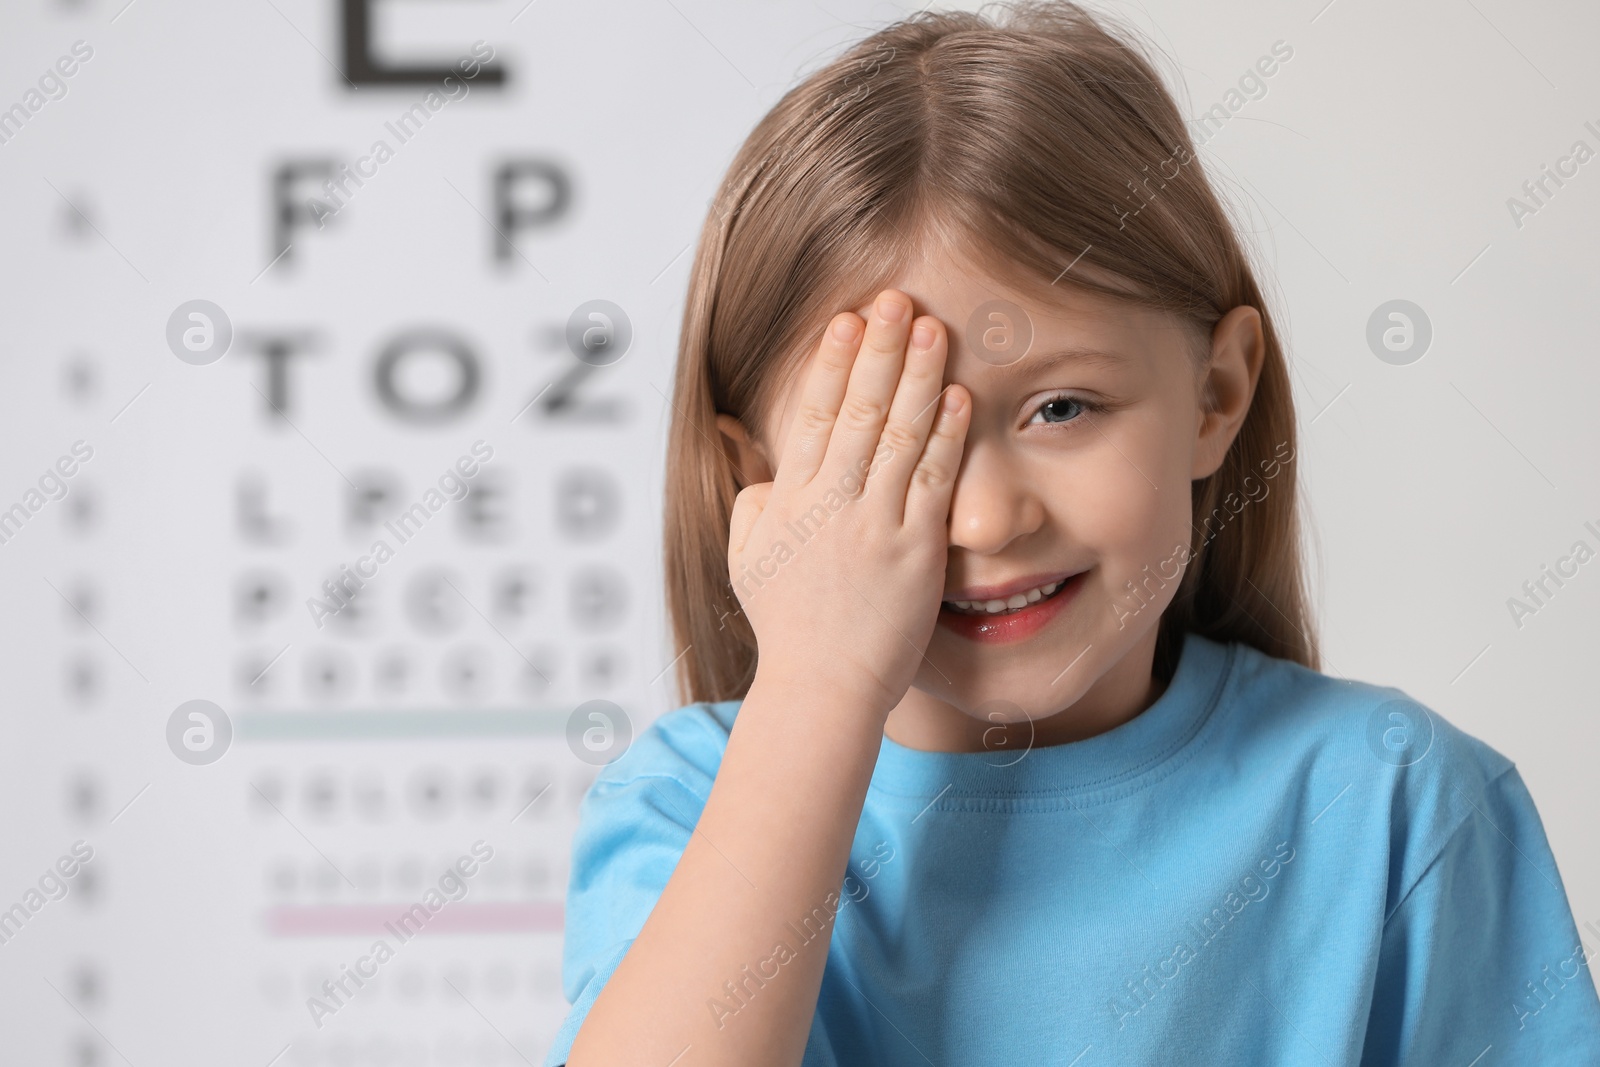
left=663, top=1, right=1318, bottom=704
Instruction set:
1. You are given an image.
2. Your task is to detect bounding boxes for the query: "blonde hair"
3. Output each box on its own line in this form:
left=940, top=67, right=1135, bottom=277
left=663, top=0, right=1318, bottom=703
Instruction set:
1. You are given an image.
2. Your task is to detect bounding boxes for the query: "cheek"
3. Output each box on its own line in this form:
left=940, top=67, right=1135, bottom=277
left=1060, top=480, right=1187, bottom=590
left=1043, top=414, right=1194, bottom=562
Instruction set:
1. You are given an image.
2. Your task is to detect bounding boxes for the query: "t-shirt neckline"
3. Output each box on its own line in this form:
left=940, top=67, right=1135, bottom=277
left=868, top=631, right=1235, bottom=803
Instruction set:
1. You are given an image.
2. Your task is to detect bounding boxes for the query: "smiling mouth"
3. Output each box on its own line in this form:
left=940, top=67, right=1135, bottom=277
left=941, top=577, right=1074, bottom=617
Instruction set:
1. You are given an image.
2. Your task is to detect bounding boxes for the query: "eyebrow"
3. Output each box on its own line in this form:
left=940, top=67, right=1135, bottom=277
left=999, top=346, right=1131, bottom=372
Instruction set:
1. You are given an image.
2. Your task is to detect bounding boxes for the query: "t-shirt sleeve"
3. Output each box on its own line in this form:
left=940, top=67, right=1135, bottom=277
left=1360, top=766, right=1600, bottom=1065
left=541, top=771, right=707, bottom=1067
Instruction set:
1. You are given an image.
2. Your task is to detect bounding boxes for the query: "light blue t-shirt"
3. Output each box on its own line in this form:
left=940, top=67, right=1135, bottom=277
left=544, top=632, right=1600, bottom=1065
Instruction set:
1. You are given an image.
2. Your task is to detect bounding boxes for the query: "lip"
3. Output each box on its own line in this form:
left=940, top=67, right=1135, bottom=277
left=937, top=571, right=1086, bottom=645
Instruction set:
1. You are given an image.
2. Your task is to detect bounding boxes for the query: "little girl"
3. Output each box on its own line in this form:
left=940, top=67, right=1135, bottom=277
left=545, top=4, right=1600, bottom=1064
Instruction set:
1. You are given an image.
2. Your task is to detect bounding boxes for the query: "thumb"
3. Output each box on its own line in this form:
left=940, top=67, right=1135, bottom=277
left=728, top=481, right=774, bottom=560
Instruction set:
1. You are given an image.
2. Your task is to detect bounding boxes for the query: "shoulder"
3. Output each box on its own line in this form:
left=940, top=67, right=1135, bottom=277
left=585, top=698, right=741, bottom=806
left=553, top=700, right=743, bottom=1021
left=563, top=700, right=741, bottom=905
left=1204, top=636, right=1521, bottom=905
left=1213, top=635, right=1514, bottom=786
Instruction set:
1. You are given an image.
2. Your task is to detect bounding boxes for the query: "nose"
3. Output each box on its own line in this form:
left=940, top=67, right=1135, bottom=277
left=946, top=439, right=1045, bottom=555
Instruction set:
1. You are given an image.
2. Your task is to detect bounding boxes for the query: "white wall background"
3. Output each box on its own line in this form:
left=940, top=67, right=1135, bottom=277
left=0, top=0, right=1593, bottom=1063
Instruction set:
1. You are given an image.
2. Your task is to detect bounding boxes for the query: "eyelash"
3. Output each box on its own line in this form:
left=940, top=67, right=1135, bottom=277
left=1027, top=393, right=1105, bottom=428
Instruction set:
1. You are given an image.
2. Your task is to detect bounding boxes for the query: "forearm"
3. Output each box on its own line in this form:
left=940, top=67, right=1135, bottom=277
left=567, top=669, right=886, bottom=1066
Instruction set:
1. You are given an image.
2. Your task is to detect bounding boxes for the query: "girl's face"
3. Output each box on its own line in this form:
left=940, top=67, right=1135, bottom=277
left=732, top=249, right=1264, bottom=748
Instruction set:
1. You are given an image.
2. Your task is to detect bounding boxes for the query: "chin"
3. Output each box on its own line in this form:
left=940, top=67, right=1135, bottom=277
left=915, top=603, right=1165, bottom=726
left=913, top=662, right=1098, bottom=726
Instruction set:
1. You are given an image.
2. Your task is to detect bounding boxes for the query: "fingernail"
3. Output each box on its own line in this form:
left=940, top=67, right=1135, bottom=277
left=911, top=322, right=935, bottom=349
left=876, top=295, right=906, bottom=323
left=832, top=317, right=859, bottom=342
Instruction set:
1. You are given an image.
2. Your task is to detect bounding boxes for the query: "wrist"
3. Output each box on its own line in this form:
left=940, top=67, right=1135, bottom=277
left=747, top=662, right=896, bottom=729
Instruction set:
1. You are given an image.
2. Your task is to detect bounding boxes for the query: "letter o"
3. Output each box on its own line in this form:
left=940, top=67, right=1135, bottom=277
left=374, top=329, right=480, bottom=424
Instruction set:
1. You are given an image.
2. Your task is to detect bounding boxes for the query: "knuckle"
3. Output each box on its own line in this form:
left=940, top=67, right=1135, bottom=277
left=879, top=419, right=921, bottom=454
left=819, top=339, right=857, bottom=372
left=797, top=405, right=835, bottom=436
left=865, top=328, right=903, bottom=356
left=933, top=402, right=965, bottom=437
left=841, top=394, right=887, bottom=428
left=913, top=456, right=951, bottom=489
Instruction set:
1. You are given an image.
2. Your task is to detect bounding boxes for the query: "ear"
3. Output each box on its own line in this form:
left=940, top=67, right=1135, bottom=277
left=715, top=413, right=775, bottom=489
left=1191, top=305, right=1265, bottom=480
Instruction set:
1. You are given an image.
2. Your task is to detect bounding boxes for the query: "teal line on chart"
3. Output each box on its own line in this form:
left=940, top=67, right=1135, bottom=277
left=237, top=709, right=579, bottom=741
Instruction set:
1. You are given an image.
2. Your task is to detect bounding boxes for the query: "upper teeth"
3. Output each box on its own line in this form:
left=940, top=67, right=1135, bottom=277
left=945, top=580, right=1064, bottom=615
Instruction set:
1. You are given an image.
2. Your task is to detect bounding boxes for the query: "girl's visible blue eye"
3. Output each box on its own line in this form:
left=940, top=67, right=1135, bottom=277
left=1030, top=394, right=1096, bottom=426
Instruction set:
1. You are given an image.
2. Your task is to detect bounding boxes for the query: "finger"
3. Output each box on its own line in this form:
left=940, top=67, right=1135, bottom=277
left=903, top=385, right=970, bottom=529
left=868, top=314, right=949, bottom=519
left=821, top=290, right=914, bottom=484
left=773, top=313, right=866, bottom=489
left=728, top=481, right=773, bottom=560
